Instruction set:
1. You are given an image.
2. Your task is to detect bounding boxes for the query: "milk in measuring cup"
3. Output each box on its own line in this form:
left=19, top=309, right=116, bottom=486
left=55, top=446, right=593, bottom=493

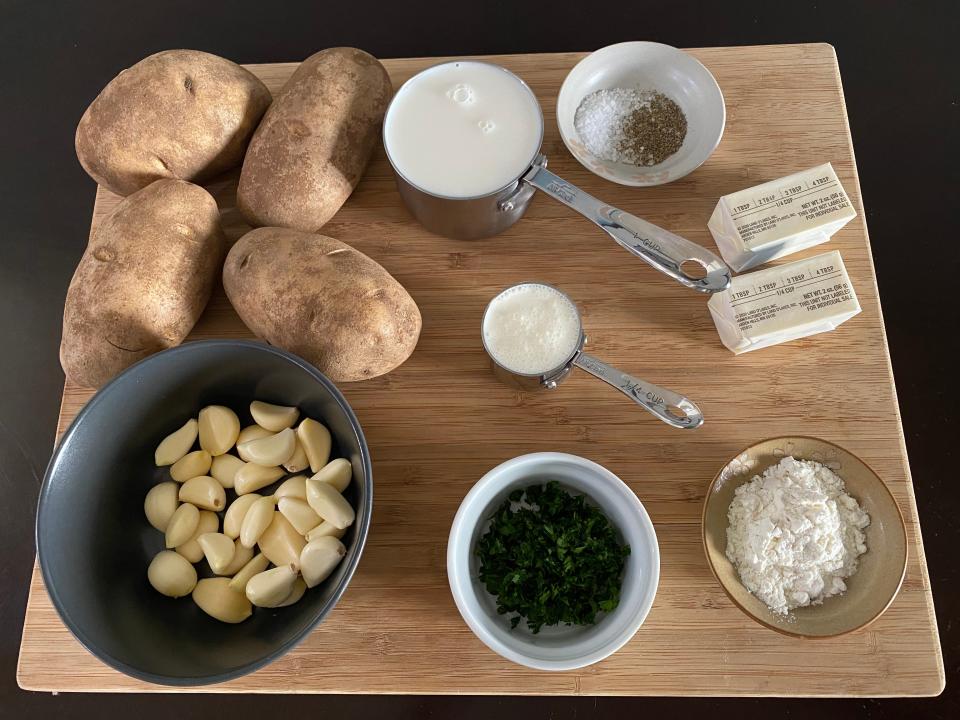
left=384, top=61, right=542, bottom=198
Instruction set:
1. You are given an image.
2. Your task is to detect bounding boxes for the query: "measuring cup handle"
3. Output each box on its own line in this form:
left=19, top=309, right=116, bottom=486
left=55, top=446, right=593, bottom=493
left=572, top=352, right=703, bottom=429
left=523, top=161, right=731, bottom=294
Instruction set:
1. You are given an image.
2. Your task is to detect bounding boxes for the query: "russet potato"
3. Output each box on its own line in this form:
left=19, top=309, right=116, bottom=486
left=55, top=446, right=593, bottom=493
left=237, top=47, right=392, bottom=231
left=76, top=50, right=271, bottom=196
left=223, top=227, right=421, bottom=381
left=60, top=179, right=224, bottom=388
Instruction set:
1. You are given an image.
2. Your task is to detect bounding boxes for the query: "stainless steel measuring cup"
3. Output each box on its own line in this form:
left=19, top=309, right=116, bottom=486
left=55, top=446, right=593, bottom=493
left=384, top=61, right=731, bottom=295
left=481, top=283, right=704, bottom=430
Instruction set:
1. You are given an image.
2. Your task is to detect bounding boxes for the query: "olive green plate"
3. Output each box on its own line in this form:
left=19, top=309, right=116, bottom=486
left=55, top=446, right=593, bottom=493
left=702, top=436, right=907, bottom=638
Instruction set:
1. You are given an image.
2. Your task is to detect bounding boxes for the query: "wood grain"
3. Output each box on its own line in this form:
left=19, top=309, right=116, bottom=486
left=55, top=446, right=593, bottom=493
left=17, top=44, right=944, bottom=696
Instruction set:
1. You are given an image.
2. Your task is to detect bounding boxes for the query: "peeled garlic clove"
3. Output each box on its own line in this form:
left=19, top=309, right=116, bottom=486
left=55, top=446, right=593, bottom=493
left=297, top=418, right=331, bottom=473
left=236, top=427, right=296, bottom=467
left=250, top=401, right=300, bottom=432
left=305, top=520, right=347, bottom=542
left=240, top=495, right=276, bottom=548
left=198, top=405, right=240, bottom=456
left=155, top=419, right=198, bottom=466
left=175, top=510, right=219, bottom=562
left=218, top=540, right=254, bottom=576
left=237, top=424, right=272, bottom=450
left=227, top=552, right=269, bottom=592
left=283, top=438, right=309, bottom=473
left=178, top=475, right=226, bottom=511
left=306, top=478, right=355, bottom=529
left=210, top=453, right=244, bottom=489
left=278, top=496, right=322, bottom=535
left=169, top=449, right=212, bottom=483
left=197, top=532, right=236, bottom=574
left=310, top=458, right=352, bottom=493
left=234, top=462, right=285, bottom=495
left=192, top=577, right=252, bottom=624
left=245, top=564, right=298, bottom=607
left=148, top=550, right=197, bottom=597
left=274, top=475, right=307, bottom=501
left=144, top=482, right=179, bottom=531
left=165, top=503, right=200, bottom=548
left=275, top=577, right=307, bottom=607
left=223, top=493, right=261, bottom=539
left=258, top=512, right=306, bottom=569
left=300, top=536, right=347, bottom=588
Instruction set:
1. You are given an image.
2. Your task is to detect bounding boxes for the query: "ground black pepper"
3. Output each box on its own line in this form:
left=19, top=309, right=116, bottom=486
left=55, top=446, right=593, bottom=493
left=618, top=91, right=687, bottom=166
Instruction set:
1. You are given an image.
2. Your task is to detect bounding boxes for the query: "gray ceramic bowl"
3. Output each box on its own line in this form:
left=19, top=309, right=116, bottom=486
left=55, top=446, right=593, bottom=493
left=36, top=340, right=372, bottom=685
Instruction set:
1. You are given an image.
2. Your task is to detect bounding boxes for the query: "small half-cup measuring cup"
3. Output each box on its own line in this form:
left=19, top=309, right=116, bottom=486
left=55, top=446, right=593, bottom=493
left=481, top=283, right=703, bottom=430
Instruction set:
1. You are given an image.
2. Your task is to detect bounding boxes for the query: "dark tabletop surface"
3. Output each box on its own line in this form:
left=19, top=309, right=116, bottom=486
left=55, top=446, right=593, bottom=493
left=1, top=0, right=956, bottom=717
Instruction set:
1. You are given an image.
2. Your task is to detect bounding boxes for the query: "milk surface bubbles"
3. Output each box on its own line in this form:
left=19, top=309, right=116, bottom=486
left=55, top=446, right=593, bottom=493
left=483, top=284, right=581, bottom=375
left=384, top=61, right=543, bottom=198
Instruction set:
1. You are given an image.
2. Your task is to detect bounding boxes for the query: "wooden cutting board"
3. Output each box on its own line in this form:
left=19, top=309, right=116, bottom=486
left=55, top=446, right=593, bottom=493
left=17, top=44, right=945, bottom=696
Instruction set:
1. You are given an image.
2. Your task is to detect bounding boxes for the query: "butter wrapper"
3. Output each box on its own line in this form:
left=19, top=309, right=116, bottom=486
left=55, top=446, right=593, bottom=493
left=707, top=250, right=861, bottom=354
left=708, top=163, right=856, bottom=272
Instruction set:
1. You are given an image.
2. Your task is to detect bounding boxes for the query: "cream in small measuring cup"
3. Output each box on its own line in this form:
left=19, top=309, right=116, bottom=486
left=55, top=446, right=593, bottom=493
left=481, top=282, right=704, bottom=430
left=482, top=283, right=581, bottom=375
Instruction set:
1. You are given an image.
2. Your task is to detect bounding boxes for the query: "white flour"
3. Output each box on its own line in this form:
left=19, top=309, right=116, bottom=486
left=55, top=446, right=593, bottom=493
left=725, top=456, right=870, bottom=615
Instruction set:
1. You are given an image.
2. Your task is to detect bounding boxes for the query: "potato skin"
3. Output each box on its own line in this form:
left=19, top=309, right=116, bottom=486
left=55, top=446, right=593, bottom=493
left=237, top=48, right=392, bottom=232
left=223, top=228, right=421, bottom=381
left=76, top=50, right=272, bottom=196
left=60, top=179, right=224, bottom=388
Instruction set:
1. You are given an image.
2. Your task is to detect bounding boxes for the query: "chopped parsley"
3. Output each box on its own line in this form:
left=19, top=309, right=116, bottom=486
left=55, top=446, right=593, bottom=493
left=475, top=481, right=630, bottom=633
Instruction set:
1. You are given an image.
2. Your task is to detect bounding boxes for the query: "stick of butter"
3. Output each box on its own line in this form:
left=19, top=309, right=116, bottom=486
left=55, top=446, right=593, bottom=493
left=708, top=163, right=857, bottom=272
left=707, top=250, right=861, bottom=354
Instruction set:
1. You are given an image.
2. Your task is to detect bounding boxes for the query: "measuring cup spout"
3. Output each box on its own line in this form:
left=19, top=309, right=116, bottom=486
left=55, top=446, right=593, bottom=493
left=523, top=158, right=731, bottom=294
left=572, top=352, right=703, bottom=429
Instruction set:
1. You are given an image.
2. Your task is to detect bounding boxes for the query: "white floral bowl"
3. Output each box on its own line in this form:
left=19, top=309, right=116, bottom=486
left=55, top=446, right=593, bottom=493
left=557, top=41, right=725, bottom=186
left=447, top=452, right=659, bottom=670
